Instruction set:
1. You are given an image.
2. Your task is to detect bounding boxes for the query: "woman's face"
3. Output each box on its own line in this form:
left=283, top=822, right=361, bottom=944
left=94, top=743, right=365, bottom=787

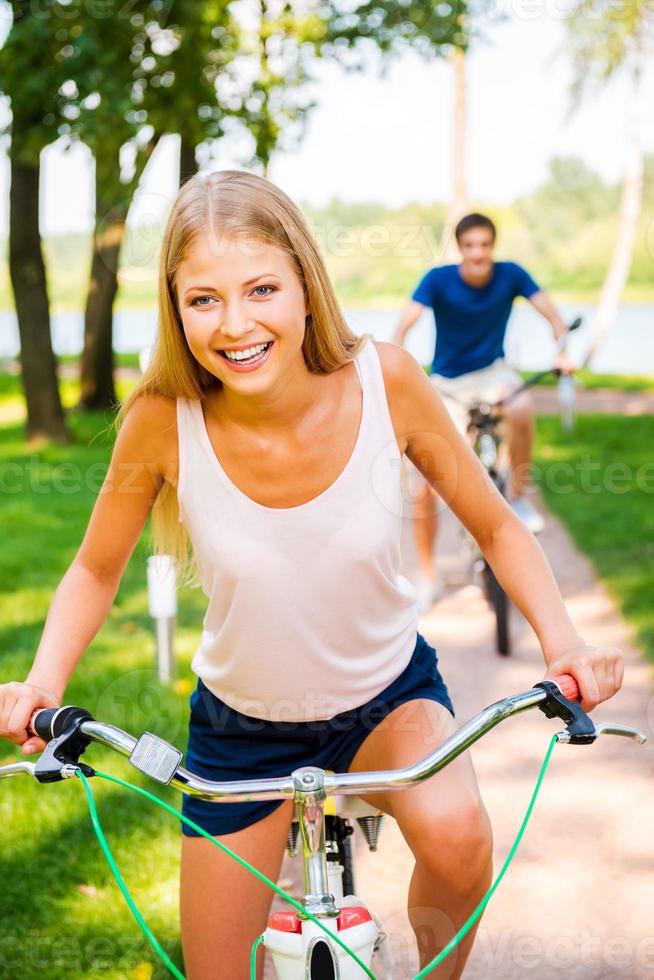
left=176, top=232, right=309, bottom=392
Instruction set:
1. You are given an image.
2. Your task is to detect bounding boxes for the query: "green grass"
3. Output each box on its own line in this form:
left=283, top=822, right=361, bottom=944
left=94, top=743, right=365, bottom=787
left=0, top=370, right=136, bottom=426
left=58, top=353, right=142, bottom=369
left=534, top=415, right=654, bottom=660
left=0, top=408, right=208, bottom=979
left=521, top=369, right=654, bottom=393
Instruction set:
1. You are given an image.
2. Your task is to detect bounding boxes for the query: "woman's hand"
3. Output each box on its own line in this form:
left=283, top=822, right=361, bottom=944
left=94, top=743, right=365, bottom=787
left=544, top=639, right=624, bottom=712
left=0, top=682, right=61, bottom=755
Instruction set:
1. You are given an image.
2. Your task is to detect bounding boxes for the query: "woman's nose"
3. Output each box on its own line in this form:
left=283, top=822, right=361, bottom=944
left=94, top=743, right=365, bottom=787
left=219, top=301, right=256, bottom=340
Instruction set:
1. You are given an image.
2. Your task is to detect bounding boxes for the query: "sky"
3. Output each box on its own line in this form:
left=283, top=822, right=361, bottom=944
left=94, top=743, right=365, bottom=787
left=1, top=5, right=653, bottom=237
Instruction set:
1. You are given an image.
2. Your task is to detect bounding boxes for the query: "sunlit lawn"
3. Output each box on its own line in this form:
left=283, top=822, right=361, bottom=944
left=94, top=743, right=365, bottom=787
left=0, top=393, right=207, bottom=978
left=534, top=415, right=654, bottom=660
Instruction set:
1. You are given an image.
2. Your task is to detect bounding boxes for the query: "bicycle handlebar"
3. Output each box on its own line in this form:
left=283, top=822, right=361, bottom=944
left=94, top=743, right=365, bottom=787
left=27, top=674, right=581, bottom=746
left=492, top=317, right=583, bottom=410
left=9, top=671, right=643, bottom=802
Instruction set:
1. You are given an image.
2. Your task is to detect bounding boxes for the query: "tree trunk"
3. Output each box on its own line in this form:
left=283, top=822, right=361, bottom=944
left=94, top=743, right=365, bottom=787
left=583, top=67, right=644, bottom=367
left=78, top=213, right=124, bottom=410
left=442, top=48, right=468, bottom=262
left=8, top=155, right=69, bottom=443
left=179, top=135, right=197, bottom=187
left=79, top=137, right=159, bottom=410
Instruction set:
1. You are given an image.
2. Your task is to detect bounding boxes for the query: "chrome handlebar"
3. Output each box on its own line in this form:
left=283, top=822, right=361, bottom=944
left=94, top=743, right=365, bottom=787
left=1, top=681, right=646, bottom=799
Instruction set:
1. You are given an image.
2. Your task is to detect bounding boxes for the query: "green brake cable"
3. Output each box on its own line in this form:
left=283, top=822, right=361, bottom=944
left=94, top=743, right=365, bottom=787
left=76, top=771, right=184, bottom=979
left=413, top=733, right=556, bottom=978
left=75, top=734, right=558, bottom=980
left=76, top=769, right=375, bottom=979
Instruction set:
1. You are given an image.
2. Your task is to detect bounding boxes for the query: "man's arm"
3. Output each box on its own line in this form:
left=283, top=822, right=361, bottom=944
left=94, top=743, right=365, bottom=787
left=528, top=290, right=576, bottom=372
left=392, top=300, right=425, bottom=347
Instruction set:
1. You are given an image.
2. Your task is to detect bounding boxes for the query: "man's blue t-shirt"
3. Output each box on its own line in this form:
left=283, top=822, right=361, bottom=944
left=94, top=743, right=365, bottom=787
left=411, top=261, right=540, bottom=378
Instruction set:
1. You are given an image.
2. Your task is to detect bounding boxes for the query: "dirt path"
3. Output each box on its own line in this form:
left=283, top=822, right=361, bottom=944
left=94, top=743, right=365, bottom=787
left=266, top=499, right=654, bottom=979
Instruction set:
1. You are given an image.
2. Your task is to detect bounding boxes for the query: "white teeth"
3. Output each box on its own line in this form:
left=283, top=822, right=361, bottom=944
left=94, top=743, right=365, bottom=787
left=223, top=342, right=269, bottom=362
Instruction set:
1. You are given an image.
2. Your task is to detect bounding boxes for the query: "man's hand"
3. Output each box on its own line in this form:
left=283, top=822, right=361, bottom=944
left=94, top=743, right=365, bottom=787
left=554, top=350, right=576, bottom=374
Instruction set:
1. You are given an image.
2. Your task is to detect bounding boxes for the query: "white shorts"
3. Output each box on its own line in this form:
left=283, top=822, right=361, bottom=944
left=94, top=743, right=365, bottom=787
left=402, top=358, right=522, bottom=503
left=432, top=357, right=522, bottom=435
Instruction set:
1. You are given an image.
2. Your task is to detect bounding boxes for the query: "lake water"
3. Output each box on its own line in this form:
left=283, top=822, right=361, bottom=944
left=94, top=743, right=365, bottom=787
left=1, top=303, right=653, bottom=374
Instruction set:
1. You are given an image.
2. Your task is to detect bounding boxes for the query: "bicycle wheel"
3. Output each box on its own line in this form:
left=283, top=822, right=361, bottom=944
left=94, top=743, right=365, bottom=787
left=483, top=561, right=510, bottom=656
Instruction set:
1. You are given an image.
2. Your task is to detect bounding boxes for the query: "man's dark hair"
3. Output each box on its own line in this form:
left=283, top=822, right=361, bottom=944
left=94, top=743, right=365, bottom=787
left=455, top=213, right=496, bottom=242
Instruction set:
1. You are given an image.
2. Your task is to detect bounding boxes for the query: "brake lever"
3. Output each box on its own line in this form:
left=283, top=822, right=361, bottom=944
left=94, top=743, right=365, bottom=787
left=535, top=681, right=647, bottom=746
left=557, top=722, right=647, bottom=745
left=33, top=710, right=96, bottom=784
left=0, top=761, right=37, bottom=780
left=534, top=680, right=597, bottom=744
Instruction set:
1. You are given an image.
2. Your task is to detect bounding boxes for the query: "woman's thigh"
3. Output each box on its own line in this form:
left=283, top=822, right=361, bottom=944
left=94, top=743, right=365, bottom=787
left=347, top=698, right=490, bottom=860
left=180, top=800, right=294, bottom=980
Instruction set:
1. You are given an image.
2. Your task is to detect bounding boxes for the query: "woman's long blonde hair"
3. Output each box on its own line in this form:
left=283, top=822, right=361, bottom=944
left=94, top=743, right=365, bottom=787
left=118, top=169, right=364, bottom=583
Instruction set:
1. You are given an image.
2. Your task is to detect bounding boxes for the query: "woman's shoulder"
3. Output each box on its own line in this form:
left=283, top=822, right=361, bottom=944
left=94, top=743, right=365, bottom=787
left=118, top=393, right=179, bottom=473
left=371, top=341, right=427, bottom=448
left=373, top=340, right=424, bottom=389
left=122, top=392, right=178, bottom=433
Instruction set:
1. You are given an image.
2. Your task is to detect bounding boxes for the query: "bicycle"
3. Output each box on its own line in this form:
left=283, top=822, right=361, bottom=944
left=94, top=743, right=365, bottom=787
left=0, top=671, right=644, bottom=979
left=451, top=318, right=583, bottom=656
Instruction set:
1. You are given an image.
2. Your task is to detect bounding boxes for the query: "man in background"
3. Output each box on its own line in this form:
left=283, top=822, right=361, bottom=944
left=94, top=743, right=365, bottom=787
left=393, top=212, right=574, bottom=613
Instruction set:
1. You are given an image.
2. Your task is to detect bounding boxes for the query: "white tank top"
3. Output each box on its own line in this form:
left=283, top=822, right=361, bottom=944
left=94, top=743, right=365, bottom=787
left=176, top=337, right=418, bottom=722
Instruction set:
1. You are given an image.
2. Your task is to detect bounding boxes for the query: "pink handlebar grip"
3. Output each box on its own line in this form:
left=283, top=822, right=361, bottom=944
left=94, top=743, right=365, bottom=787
left=551, top=674, right=580, bottom=702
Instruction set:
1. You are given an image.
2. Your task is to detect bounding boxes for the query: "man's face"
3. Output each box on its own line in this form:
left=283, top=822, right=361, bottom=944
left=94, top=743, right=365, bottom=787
left=457, top=226, right=495, bottom=277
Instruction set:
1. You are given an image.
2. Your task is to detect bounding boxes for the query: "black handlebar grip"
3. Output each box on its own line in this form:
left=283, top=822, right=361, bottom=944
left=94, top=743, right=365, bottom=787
left=29, top=705, right=94, bottom=741
left=29, top=707, right=59, bottom=740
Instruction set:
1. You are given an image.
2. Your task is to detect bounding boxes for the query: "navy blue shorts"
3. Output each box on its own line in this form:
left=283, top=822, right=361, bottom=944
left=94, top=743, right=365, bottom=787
left=181, top=632, right=453, bottom=837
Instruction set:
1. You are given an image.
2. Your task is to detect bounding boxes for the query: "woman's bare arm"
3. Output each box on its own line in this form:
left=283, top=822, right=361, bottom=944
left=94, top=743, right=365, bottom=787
left=1, top=395, right=176, bottom=752
left=378, top=342, right=623, bottom=710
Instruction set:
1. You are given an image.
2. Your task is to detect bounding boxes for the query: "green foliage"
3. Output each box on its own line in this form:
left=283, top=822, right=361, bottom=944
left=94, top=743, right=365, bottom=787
left=566, top=0, right=652, bottom=100
left=325, top=0, right=467, bottom=56
left=0, top=3, right=63, bottom=159
left=535, top=415, right=654, bottom=659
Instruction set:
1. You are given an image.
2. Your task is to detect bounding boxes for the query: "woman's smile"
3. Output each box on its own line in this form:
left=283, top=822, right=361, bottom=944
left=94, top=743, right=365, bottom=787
left=216, top=340, right=275, bottom=372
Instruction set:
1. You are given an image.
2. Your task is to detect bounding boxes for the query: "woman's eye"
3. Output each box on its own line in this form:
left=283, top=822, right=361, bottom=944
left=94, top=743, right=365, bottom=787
left=191, top=295, right=215, bottom=307
left=251, top=285, right=275, bottom=297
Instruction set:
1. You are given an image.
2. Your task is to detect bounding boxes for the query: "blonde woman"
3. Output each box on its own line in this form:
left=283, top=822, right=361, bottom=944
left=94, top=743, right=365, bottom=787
left=0, top=171, right=622, bottom=979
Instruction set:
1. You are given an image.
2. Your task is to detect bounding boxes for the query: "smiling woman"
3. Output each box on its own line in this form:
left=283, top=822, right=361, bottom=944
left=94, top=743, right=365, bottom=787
left=0, top=169, right=624, bottom=980
left=176, top=234, right=308, bottom=383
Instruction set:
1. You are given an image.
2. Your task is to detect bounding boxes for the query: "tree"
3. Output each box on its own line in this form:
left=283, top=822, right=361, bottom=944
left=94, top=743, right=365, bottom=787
left=218, top=0, right=328, bottom=174
left=1, top=2, right=69, bottom=442
left=441, top=46, right=468, bottom=261
left=53, top=4, right=173, bottom=408
left=59, top=2, right=240, bottom=407
left=144, top=2, right=236, bottom=186
left=565, top=0, right=652, bottom=365
left=2, top=0, right=471, bottom=424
